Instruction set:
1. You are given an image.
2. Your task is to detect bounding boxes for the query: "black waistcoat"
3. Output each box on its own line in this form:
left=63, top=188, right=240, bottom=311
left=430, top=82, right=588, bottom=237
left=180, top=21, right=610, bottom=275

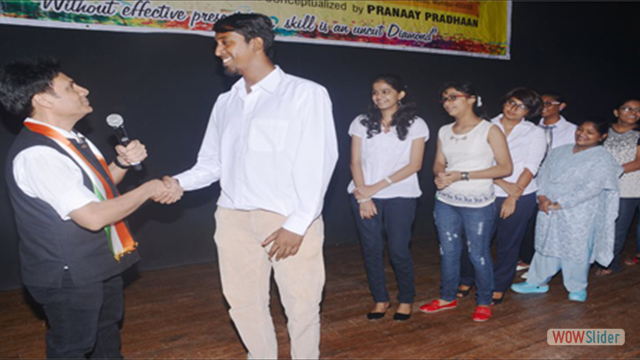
left=5, top=128, right=139, bottom=288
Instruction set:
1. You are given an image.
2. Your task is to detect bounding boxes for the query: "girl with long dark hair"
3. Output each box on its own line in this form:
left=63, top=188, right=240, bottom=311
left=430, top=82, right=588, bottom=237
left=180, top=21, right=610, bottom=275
left=349, top=74, right=429, bottom=321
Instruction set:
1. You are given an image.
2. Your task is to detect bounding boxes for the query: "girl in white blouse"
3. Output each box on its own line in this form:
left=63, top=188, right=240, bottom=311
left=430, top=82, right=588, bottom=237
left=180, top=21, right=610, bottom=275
left=459, top=88, right=545, bottom=304
left=348, top=74, right=429, bottom=321
left=419, top=81, right=512, bottom=322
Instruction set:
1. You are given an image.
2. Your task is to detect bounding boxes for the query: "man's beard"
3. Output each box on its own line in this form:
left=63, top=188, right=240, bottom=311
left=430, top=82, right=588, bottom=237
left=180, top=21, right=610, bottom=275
left=223, top=65, right=240, bottom=77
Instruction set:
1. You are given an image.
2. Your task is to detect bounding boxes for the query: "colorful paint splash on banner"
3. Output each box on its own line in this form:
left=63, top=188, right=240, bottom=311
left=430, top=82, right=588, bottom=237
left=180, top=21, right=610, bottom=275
left=0, top=0, right=511, bottom=59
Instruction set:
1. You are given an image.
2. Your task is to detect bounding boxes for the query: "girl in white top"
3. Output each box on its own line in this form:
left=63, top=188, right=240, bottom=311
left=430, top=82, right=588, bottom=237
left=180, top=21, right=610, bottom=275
left=597, top=98, right=640, bottom=275
left=349, top=74, right=429, bottom=321
left=419, top=81, right=512, bottom=323
left=459, top=88, right=546, bottom=304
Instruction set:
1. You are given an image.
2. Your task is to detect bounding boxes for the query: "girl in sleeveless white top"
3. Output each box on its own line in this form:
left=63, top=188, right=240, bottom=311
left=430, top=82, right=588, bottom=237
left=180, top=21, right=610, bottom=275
left=419, top=82, right=512, bottom=323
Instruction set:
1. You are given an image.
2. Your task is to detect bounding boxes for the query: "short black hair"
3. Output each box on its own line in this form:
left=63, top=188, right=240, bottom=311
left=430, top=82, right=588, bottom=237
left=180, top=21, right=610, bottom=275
left=214, top=13, right=275, bottom=61
left=541, top=91, right=566, bottom=104
left=616, top=98, right=640, bottom=109
left=0, top=57, right=60, bottom=118
left=501, top=87, right=543, bottom=119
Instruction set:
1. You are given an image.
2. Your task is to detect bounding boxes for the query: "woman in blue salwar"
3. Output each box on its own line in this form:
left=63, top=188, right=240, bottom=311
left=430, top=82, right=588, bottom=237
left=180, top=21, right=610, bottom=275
left=511, top=118, right=622, bottom=302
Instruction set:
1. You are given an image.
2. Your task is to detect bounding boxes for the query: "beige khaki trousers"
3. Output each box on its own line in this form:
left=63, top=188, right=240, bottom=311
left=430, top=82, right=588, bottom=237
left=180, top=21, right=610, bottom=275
left=214, top=207, right=325, bottom=359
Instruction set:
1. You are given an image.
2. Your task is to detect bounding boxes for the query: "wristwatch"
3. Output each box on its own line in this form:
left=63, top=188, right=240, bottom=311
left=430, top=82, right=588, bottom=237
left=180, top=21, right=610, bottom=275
left=114, top=157, right=131, bottom=169
left=461, top=171, right=470, bottom=181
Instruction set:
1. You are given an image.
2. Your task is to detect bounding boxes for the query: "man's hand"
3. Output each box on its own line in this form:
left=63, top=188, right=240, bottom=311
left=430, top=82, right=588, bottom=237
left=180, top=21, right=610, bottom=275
left=145, top=179, right=171, bottom=199
left=151, top=176, right=184, bottom=204
left=262, top=227, right=304, bottom=261
left=115, top=140, right=147, bottom=167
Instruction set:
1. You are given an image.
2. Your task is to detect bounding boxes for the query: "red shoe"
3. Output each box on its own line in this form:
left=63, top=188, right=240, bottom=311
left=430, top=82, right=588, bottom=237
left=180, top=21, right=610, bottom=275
left=472, top=305, right=492, bottom=322
left=624, top=255, right=640, bottom=266
left=419, top=299, right=458, bottom=313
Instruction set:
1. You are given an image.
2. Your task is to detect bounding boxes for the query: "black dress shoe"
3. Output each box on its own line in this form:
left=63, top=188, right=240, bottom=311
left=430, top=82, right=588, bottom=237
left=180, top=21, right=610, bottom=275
left=393, top=312, right=412, bottom=321
left=367, top=310, right=388, bottom=320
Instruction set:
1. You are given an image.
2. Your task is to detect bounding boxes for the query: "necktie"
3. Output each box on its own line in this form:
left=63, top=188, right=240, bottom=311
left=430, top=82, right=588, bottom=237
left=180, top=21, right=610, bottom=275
left=542, top=124, right=556, bottom=155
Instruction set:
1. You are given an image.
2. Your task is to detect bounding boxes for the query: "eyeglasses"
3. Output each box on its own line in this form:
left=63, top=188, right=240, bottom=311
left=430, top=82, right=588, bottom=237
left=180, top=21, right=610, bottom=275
left=440, top=94, right=469, bottom=104
left=543, top=101, right=561, bottom=108
left=621, top=106, right=640, bottom=114
left=507, top=99, right=528, bottom=111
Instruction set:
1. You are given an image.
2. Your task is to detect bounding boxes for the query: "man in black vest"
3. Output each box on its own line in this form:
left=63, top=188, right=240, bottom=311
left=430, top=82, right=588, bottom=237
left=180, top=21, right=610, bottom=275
left=0, top=58, right=173, bottom=358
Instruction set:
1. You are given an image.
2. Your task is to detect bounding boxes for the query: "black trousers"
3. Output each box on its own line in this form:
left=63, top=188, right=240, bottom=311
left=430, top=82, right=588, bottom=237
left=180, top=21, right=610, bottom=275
left=26, top=272, right=124, bottom=359
left=519, top=208, right=537, bottom=265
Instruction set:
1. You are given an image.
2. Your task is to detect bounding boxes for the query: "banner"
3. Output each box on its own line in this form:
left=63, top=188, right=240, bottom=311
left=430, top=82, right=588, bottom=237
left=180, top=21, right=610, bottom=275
left=0, top=1, right=511, bottom=59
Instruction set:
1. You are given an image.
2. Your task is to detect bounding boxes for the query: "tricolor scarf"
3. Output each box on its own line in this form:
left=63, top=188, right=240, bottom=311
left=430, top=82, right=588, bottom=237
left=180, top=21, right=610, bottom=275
left=25, top=121, right=137, bottom=261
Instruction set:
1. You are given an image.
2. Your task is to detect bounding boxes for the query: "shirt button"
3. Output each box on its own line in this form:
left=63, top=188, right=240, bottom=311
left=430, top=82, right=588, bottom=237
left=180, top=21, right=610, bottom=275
left=63, top=265, right=69, bottom=270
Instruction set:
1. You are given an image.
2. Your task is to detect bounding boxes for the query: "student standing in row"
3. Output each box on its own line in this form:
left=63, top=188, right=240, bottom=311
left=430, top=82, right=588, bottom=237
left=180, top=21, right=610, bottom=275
left=420, top=82, right=512, bottom=322
left=512, top=119, right=622, bottom=302
left=517, top=91, right=576, bottom=278
left=597, top=99, right=640, bottom=275
left=458, top=88, right=545, bottom=304
left=349, top=74, right=429, bottom=321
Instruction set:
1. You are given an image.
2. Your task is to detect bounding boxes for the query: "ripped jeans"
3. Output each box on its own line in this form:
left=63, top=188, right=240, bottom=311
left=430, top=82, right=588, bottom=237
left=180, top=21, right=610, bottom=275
left=434, top=200, right=496, bottom=306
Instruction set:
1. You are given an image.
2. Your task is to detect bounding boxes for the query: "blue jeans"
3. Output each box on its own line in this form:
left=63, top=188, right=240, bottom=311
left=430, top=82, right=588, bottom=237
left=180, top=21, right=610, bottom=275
left=351, top=196, right=417, bottom=304
left=434, top=200, right=496, bottom=306
left=600, top=198, right=640, bottom=272
left=461, top=193, right=538, bottom=292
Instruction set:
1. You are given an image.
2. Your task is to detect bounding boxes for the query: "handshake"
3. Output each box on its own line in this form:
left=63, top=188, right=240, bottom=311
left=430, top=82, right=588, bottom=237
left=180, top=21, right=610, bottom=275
left=113, top=141, right=183, bottom=204
left=144, top=176, right=184, bottom=205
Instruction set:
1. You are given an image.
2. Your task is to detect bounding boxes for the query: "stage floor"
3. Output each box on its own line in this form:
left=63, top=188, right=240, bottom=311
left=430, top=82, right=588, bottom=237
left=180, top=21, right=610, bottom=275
left=1, top=237, right=639, bottom=359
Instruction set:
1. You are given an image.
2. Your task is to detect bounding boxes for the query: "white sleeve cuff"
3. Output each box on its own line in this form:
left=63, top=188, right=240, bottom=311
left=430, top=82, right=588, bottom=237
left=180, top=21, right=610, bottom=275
left=282, top=213, right=315, bottom=236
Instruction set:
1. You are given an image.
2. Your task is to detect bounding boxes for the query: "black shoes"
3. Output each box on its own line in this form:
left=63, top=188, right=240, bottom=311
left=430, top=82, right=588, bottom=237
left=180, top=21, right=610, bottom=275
left=367, top=310, right=388, bottom=320
left=366, top=303, right=412, bottom=321
left=393, top=312, right=412, bottom=321
left=367, top=303, right=390, bottom=320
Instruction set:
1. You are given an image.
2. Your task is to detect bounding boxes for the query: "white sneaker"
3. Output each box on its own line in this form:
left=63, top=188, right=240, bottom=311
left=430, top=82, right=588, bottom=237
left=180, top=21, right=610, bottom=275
left=516, top=262, right=530, bottom=271
left=521, top=271, right=528, bottom=279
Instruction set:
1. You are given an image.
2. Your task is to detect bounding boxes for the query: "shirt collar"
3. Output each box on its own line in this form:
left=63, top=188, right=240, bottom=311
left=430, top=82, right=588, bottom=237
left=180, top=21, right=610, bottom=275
left=24, top=118, right=84, bottom=141
left=231, top=65, right=284, bottom=96
left=492, top=114, right=525, bottom=132
left=539, top=115, right=567, bottom=128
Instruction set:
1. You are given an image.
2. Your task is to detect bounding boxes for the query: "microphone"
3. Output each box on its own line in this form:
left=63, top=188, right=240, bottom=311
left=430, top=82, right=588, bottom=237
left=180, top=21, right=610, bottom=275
left=106, top=114, right=143, bottom=171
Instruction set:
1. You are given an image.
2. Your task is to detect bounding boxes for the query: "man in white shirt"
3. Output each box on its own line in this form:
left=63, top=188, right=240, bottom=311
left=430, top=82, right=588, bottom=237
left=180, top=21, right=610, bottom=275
left=1, top=58, right=169, bottom=358
left=538, top=92, right=577, bottom=152
left=159, top=13, right=338, bottom=359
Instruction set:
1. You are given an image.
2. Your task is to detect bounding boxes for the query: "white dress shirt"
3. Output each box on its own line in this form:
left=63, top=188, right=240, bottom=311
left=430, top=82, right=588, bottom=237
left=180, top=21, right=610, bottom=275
left=13, top=118, right=100, bottom=220
left=491, top=115, right=546, bottom=197
left=174, top=66, right=338, bottom=236
left=538, top=115, right=576, bottom=150
left=347, top=115, right=429, bottom=198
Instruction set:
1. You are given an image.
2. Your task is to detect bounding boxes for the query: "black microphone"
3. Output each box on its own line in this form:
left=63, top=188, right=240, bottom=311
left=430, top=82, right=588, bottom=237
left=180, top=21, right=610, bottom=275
left=106, top=114, right=143, bottom=171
